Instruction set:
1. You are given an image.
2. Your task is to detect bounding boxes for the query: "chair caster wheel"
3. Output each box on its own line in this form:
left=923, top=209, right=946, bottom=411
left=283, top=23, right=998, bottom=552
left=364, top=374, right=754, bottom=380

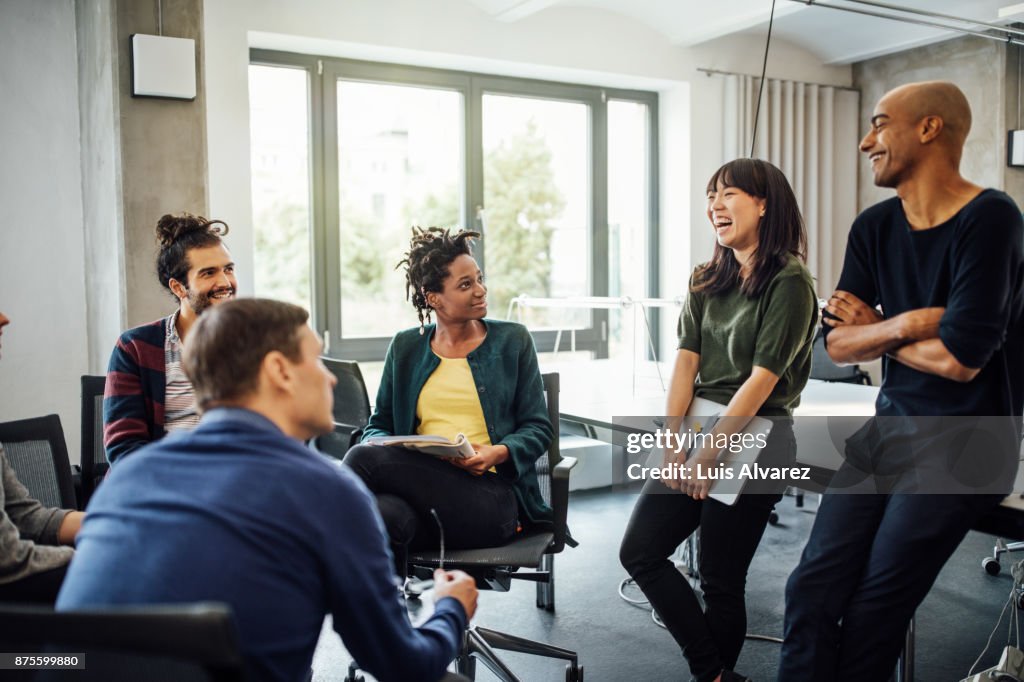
left=768, top=511, right=780, bottom=526
left=984, top=557, right=1002, bottom=576
left=565, top=663, right=583, bottom=681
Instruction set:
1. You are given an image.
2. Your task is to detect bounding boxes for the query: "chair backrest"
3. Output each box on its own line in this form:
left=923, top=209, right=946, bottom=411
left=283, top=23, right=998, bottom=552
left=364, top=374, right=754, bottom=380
left=316, top=358, right=372, bottom=458
left=809, top=329, right=871, bottom=385
left=534, top=372, right=560, bottom=506
left=80, top=375, right=108, bottom=507
left=0, top=414, right=77, bottom=510
left=0, top=602, right=245, bottom=682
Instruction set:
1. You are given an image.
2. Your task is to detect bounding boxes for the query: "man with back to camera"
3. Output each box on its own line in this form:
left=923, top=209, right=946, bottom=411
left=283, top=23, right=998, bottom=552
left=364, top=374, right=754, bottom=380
left=0, top=311, right=84, bottom=604
left=59, top=298, right=478, bottom=682
left=103, top=213, right=237, bottom=464
left=779, top=81, right=1024, bottom=680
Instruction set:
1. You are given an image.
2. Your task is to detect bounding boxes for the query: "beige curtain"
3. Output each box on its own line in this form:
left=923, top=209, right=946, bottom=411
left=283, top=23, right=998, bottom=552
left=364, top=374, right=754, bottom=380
left=723, top=75, right=860, bottom=297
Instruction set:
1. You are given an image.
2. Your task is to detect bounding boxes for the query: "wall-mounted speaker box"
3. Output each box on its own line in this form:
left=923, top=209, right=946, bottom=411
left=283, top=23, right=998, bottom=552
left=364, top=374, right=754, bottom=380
left=130, top=34, right=196, bottom=100
left=1009, top=130, right=1024, bottom=167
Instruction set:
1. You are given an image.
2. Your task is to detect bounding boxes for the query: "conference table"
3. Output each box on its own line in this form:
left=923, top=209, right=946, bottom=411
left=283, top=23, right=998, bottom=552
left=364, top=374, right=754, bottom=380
left=548, top=359, right=876, bottom=468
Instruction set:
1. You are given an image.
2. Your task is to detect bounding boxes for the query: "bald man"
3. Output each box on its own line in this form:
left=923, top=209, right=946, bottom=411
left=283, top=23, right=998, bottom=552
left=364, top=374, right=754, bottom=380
left=779, top=81, right=1024, bottom=680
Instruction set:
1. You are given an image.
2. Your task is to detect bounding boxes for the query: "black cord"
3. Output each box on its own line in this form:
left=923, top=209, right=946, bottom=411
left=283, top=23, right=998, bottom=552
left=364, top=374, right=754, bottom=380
left=750, top=0, right=778, bottom=158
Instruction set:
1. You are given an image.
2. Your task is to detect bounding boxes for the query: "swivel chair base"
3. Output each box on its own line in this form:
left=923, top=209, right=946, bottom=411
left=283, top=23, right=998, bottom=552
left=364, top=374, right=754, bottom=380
left=342, top=625, right=582, bottom=682
left=456, top=625, right=582, bottom=682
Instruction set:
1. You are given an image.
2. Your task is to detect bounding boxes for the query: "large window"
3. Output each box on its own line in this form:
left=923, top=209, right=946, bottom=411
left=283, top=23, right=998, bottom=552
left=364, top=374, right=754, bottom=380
left=249, top=52, right=658, bottom=361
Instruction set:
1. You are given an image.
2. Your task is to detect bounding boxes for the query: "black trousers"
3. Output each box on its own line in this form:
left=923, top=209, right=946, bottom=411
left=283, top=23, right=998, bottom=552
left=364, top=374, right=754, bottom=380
left=0, top=564, right=69, bottom=605
left=778, top=492, right=1002, bottom=681
left=619, top=424, right=793, bottom=682
left=344, top=444, right=518, bottom=574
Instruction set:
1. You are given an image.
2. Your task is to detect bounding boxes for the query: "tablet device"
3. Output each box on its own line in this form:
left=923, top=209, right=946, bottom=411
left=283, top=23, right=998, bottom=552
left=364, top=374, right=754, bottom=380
left=647, top=397, right=774, bottom=505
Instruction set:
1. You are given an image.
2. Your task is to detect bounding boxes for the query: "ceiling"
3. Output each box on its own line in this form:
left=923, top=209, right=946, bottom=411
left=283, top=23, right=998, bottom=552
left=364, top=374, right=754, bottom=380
left=466, top=0, right=1024, bottom=64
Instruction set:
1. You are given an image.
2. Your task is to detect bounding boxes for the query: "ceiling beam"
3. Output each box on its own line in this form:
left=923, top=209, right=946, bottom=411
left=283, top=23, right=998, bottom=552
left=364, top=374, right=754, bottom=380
left=670, top=2, right=806, bottom=46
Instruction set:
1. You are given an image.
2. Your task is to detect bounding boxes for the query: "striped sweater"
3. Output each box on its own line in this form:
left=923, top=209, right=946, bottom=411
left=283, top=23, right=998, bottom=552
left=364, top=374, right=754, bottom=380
left=103, top=318, right=169, bottom=464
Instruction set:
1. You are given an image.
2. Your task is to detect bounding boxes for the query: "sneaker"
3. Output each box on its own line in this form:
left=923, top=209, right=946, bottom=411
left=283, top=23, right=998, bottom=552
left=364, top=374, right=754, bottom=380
left=719, top=670, right=752, bottom=682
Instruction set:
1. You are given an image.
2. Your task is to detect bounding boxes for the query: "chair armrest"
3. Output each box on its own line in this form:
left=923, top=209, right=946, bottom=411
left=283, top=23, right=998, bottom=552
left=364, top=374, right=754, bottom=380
left=549, top=456, right=577, bottom=553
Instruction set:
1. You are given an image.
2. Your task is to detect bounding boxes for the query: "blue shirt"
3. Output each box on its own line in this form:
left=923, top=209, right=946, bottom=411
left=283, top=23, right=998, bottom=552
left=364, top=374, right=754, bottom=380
left=57, top=408, right=466, bottom=682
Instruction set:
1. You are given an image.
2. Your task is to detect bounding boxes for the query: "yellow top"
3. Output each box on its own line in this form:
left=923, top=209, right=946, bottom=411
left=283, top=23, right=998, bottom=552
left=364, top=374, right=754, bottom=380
left=416, top=355, right=492, bottom=447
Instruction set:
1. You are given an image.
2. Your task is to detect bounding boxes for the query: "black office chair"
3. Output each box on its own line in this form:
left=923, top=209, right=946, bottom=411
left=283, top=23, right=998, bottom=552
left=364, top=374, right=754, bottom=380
left=80, top=375, right=108, bottom=508
left=314, top=358, right=372, bottom=459
left=0, top=414, right=77, bottom=510
left=405, top=373, right=583, bottom=682
left=0, top=602, right=245, bottom=682
left=810, top=329, right=872, bottom=385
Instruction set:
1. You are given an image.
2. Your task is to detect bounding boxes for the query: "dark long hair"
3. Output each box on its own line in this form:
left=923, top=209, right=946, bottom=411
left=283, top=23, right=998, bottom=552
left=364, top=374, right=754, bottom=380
left=396, top=226, right=480, bottom=328
left=693, top=158, right=806, bottom=298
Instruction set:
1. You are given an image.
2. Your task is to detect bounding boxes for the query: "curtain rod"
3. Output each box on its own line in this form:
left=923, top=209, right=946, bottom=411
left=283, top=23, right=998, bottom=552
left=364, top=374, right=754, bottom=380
left=696, top=67, right=859, bottom=92
left=787, top=0, right=1024, bottom=48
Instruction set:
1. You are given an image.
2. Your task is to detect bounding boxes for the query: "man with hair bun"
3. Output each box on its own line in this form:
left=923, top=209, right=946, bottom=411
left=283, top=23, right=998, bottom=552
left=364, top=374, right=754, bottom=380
left=102, top=213, right=237, bottom=464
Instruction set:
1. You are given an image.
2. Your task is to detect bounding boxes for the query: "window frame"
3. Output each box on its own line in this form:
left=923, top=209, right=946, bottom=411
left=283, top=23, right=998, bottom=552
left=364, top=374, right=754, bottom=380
left=249, top=49, right=659, bottom=361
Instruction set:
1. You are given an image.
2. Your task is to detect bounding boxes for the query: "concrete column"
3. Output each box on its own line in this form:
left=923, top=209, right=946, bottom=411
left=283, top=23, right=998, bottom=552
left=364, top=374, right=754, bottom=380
left=76, top=0, right=125, bottom=373
left=115, top=0, right=208, bottom=328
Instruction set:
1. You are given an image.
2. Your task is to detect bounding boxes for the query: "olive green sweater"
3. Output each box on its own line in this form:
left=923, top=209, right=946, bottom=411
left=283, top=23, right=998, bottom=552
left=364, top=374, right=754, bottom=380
left=678, top=256, right=818, bottom=416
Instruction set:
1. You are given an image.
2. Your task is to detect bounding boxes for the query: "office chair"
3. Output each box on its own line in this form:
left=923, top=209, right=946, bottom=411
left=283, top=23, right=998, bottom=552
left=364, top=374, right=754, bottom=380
left=0, top=602, right=245, bottom=682
left=0, top=414, right=77, bottom=510
left=314, top=358, right=372, bottom=459
left=403, top=372, right=583, bottom=682
left=809, top=329, right=872, bottom=385
left=80, top=375, right=108, bottom=508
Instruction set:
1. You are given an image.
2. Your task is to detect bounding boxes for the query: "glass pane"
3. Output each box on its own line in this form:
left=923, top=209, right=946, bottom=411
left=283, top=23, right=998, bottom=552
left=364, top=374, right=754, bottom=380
left=249, top=65, right=312, bottom=312
left=337, top=81, right=463, bottom=338
left=608, top=100, right=651, bottom=360
left=483, top=94, right=590, bottom=328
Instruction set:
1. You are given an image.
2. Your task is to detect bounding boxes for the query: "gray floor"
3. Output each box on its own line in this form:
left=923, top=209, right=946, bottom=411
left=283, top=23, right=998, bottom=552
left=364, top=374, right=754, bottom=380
left=313, top=488, right=1022, bottom=681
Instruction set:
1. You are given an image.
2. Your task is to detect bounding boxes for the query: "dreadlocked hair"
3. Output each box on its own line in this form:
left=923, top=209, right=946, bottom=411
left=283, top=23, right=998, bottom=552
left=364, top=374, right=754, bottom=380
left=396, top=226, right=480, bottom=328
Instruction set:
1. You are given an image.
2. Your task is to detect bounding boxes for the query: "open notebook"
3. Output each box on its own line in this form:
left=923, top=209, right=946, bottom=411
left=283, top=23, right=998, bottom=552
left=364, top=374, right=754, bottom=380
left=365, top=433, right=475, bottom=459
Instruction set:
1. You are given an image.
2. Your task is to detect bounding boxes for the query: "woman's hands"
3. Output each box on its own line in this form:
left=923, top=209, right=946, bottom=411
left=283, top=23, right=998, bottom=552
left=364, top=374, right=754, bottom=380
left=448, top=443, right=509, bottom=475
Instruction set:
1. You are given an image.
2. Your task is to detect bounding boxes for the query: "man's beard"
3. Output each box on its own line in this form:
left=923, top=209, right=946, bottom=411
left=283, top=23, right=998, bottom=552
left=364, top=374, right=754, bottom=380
left=187, top=286, right=235, bottom=315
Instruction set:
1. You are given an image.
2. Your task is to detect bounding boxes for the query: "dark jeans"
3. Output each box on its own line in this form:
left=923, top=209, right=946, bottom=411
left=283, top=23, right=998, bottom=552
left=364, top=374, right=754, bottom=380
left=779, top=492, right=1002, bottom=681
left=344, top=444, right=518, bottom=573
left=619, top=421, right=794, bottom=682
left=0, top=564, right=68, bottom=604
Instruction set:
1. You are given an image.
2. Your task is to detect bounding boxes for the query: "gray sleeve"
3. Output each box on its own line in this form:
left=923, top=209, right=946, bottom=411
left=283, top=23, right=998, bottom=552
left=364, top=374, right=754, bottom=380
left=2, top=447, right=70, bottom=544
left=0, top=447, right=73, bottom=581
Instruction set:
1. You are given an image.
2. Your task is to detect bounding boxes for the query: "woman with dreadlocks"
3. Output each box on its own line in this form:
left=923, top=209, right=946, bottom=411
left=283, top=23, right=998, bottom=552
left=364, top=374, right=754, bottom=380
left=344, top=227, right=552, bottom=575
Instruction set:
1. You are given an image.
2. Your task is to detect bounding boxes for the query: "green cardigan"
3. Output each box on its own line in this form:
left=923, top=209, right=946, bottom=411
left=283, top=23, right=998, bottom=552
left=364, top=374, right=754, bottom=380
left=361, top=319, right=553, bottom=525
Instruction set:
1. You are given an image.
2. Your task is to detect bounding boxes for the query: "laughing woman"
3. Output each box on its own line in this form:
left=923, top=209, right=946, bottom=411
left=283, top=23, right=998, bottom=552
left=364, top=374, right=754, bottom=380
left=343, top=227, right=552, bottom=575
left=619, top=159, right=818, bottom=682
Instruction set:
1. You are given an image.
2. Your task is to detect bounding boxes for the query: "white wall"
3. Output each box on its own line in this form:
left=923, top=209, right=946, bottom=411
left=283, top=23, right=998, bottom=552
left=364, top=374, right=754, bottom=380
left=0, top=0, right=88, bottom=463
left=203, top=0, right=853, bottom=356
